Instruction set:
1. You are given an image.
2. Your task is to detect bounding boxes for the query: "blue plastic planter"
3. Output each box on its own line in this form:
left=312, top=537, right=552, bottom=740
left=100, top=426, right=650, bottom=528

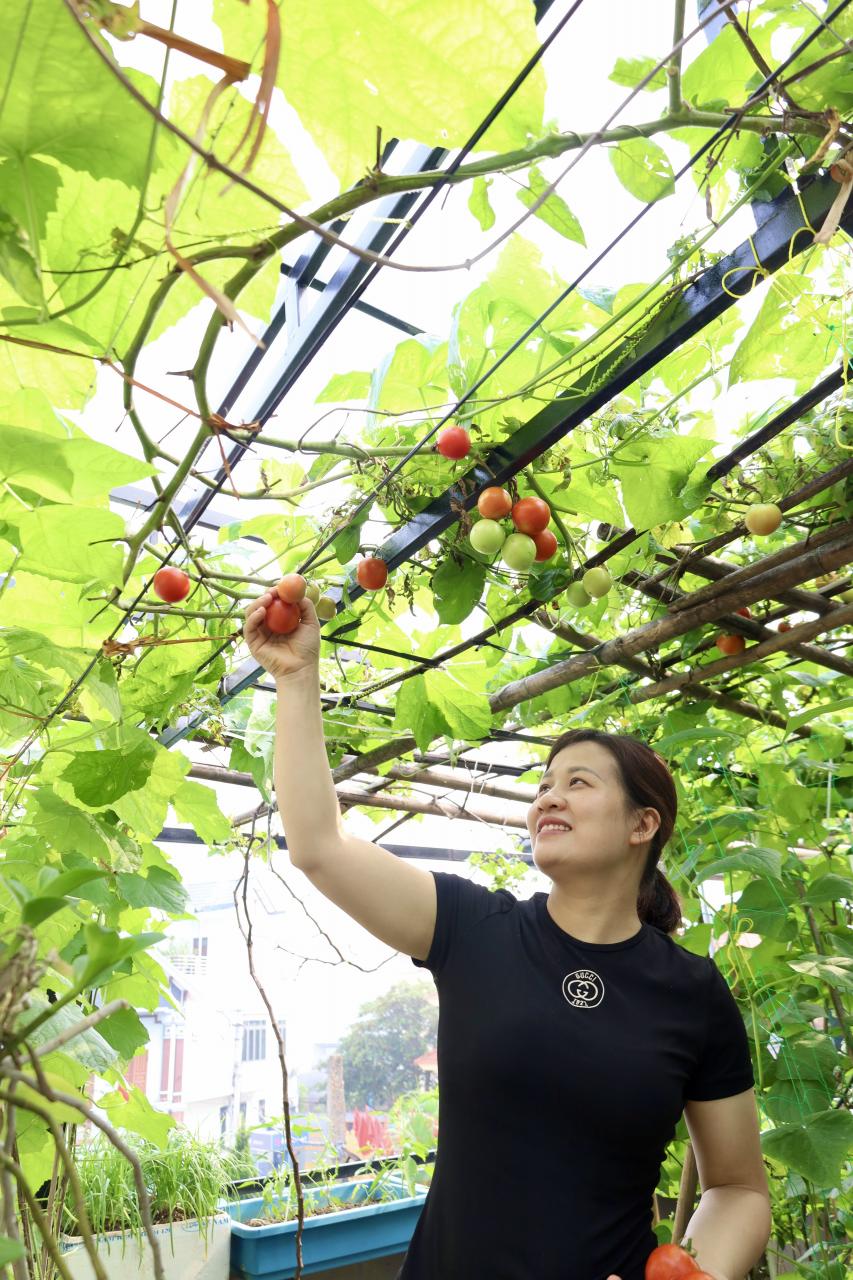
left=227, top=1175, right=427, bottom=1278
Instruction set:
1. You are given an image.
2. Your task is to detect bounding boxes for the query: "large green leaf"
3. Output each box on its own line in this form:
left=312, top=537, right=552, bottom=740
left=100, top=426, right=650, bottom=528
left=430, top=556, right=485, bottom=624
left=761, top=1108, right=853, bottom=1186
left=0, top=422, right=156, bottom=501
left=62, top=741, right=157, bottom=808
left=728, top=272, right=835, bottom=387
left=213, top=0, right=546, bottom=191
left=609, top=434, right=717, bottom=529
left=609, top=138, right=675, bottom=203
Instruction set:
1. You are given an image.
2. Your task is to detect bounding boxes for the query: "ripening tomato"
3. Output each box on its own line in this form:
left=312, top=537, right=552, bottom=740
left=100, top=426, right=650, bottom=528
left=436, top=426, right=471, bottom=459
left=744, top=502, right=782, bottom=535
left=735, top=606, right=751, bottom=618
left=716, top=633, right=746, bottom=655
left=265, top=598, right=300, bottom=634
left=511, top=496, right=551, bottom=535
left=477, top=486, right=512, bottom=519
left=356, top=557, right=388, bottom=590
left=276, top=573, right=307, bottom=604
left=644, top=1242, right=701, bottom=1280
left=778, top=620, right=792, bottom=632
left=532, top=528, right=558, bottom=561
left=152, top=567, right=191, bottom=602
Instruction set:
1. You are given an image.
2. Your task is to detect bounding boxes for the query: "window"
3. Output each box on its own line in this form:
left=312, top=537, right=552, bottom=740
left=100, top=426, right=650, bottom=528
left=192, top=936, right=208, bottom=957
left=239, top=1101, right=247, bottom=1125
left=159, top=1028, right=184, bottom=1103
left=242, top=1021, right=266, bottom=1061
left=258, top=1098, right=265, bottom=1123
left=220, top=1105, right=228, bottom=1137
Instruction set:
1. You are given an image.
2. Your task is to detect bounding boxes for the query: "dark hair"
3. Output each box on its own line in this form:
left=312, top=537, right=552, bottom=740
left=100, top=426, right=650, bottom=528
left=542, top=729, right=682, bottom=936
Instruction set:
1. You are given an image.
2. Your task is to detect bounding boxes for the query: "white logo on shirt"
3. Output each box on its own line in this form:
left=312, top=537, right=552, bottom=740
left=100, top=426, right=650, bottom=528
left=562, top=968, right=604, bottom=1008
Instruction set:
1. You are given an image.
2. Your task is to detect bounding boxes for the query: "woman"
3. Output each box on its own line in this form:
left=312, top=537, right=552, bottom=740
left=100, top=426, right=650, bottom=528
left=244, top=589, right=768, bottom=1280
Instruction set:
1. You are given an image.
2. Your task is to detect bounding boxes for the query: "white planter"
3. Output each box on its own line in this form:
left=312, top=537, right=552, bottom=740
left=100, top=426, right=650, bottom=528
left=59, top=1211, right=231, bottom=1280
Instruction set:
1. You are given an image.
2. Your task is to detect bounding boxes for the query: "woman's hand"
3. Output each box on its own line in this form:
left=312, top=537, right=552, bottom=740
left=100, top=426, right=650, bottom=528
left=243, top=590, right=321, bottom=682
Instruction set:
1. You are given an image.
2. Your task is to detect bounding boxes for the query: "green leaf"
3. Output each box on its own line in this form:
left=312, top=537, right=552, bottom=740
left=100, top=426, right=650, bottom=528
left=423, top=669, right=491, bottom=743
left=468, top=176, right=496, bottom=231
left=333, top=510, right=370, bottom=565
left=392, top=676, right=445, bottom=752
left=62, top=740, right=157, bottom=808
left=0, top=5, right=168, bottom=200
left=516, top=165, right=585, bottom=245
left=0, top=209, right=44, bottom=308
left=761, top=1108, right=853, bottom=1186
left=681, top=25, right=756, bottom=110
left=786, top=696, right=853, bottom=733
left=316, top=370, right=373, bottom=403
left=96, top=1007, right=150, bottom=1061
left=609, top=138, right=675, bottom=203
left=609, top=435, right=716, bottom=528
left=0, top=1237, right=25, bottom=1267
left=97, top=1085, right=175, bottom=1148
left=213, top=0, right=546, bottom=192
left=0, top=422, right=156, bottom=501
left=728, top=273, right=833, bottom=387
left=116, top=867, right=188, bottom=914
left=609, top=56, right=667, bottom=92
left=692, top=845, right=784, bottom=884
left=172, top=778, right=232, bottom=844
left=430, top=557, right=485, bottom=624
left=788, top=954, right=853, bottom=994
left=13, top=504, right=126, bottom=586
left=74, top=924, right=164, bottom=990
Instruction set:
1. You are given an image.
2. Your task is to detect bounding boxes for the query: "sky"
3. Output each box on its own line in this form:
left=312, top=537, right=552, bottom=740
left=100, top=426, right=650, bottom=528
left=72, top=0, right=784, bottom=1057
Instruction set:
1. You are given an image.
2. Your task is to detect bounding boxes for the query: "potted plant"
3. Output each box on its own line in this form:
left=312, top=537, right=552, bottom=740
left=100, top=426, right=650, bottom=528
left=59, top=1127, right=234, bottom=1280
left=227, top=1127, right=428, bottom=1279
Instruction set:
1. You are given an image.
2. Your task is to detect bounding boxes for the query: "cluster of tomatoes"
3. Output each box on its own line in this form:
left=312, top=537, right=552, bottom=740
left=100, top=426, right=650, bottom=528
left=470, top=486, right=559, bottom=572
left=148, top=488, right=799, bottom=646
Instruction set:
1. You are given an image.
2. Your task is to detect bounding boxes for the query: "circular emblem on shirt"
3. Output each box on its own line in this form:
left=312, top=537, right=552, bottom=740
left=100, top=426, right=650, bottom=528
left=562, top=968, right=604, bottom=1008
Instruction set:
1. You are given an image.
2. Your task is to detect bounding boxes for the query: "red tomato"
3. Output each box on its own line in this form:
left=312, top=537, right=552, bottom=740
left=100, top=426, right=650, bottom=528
left=477, top=486, right=512, bottom=520
left=511, top=496, right=551, bottom=535
left=152, top=567, right=191, bottom=603
left=436, top=426, right=470, bottom=459
left=645, top=1242, right=700, bottom=1280
left=276, top=573, right=307, bottom=604
left=265, top=598, right=300, bottom=634
left=716, top=633, right=746, bottom=655
left=532, top=528, right=558, bottom=561
left=735, top=606, right=751, bottom=618
left=356, top=557, right=388, bottom=591
left=778, top=620, right=792, bottom=632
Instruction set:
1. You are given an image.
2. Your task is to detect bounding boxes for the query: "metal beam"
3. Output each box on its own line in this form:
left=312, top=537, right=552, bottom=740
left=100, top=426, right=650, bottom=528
left=153, top=826, right=534, bottom=862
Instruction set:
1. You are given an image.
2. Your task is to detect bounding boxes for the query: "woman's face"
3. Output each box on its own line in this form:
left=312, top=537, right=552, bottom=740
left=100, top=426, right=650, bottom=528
left=526, top=742, right=621, bottom=861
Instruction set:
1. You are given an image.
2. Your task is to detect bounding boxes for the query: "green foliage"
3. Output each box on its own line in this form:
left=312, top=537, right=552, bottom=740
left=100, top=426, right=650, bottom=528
left=332, top=981, right=438, bottom=1110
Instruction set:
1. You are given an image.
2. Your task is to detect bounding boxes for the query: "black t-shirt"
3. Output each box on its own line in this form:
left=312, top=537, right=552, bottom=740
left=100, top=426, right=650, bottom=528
left=395, top=870, right=754, bottom=1280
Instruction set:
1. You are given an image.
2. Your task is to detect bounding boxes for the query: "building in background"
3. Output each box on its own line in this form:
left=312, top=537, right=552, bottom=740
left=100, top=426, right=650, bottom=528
left=122, top=878, right=298, bottom=1142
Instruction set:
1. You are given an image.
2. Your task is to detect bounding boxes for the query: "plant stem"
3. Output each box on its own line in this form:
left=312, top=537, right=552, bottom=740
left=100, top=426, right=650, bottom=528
left=669, top=0, right=687, bottom=113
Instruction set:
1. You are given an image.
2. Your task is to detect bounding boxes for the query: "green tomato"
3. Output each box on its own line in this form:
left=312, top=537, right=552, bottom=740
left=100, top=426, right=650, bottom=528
left=565, top=581, right=591, bottom=607
left=305, top=582, right=321, bottom=604
left=469, top=518, right=506, bottom=556
left=501, top=532, right=537, bottom=572
left=315, top=596, right=337, bottom=621
left=840, top=588, right=853, bottom=603
left=582, top=566, right=612, bottom=598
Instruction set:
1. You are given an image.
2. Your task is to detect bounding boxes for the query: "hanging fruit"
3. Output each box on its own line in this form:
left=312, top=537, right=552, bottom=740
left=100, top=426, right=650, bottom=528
left=476, top=486, right=512, bottom=519
left=511, top=496, right=551, bottom=535
left=565, top=581, right=591, bottom=607
left=436, top=425, right=471, bottom=459
left=716, top=633, right=745, bottom=655
left=532, top=529, right=558, bottom=561
left=316, top=596, right=337, bottom=621
left=469, top=519, right=506, bottom=556
left=356, top=557, right=389, bottom=590
left=744, top=503, right=782, bottom=535
left=582, top=566, right=612, bottom=598
left=152, top=567, right=191, bottom=602
left=501, top=532, right=537, bottom=571
left=265, top=599, right=301, bottom=634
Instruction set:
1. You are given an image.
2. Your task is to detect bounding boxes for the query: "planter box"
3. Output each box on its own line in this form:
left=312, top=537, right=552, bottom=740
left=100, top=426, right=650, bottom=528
left=227, top=1175, right=427, bottom=1279
left=59, top=1211, right=231, bottom=1280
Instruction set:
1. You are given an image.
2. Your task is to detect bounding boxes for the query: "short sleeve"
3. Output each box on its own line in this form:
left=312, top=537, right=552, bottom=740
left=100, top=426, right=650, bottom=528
left=684, top=958, right=755, bottom=1102
left=411, top=870, right=514, bottom=978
